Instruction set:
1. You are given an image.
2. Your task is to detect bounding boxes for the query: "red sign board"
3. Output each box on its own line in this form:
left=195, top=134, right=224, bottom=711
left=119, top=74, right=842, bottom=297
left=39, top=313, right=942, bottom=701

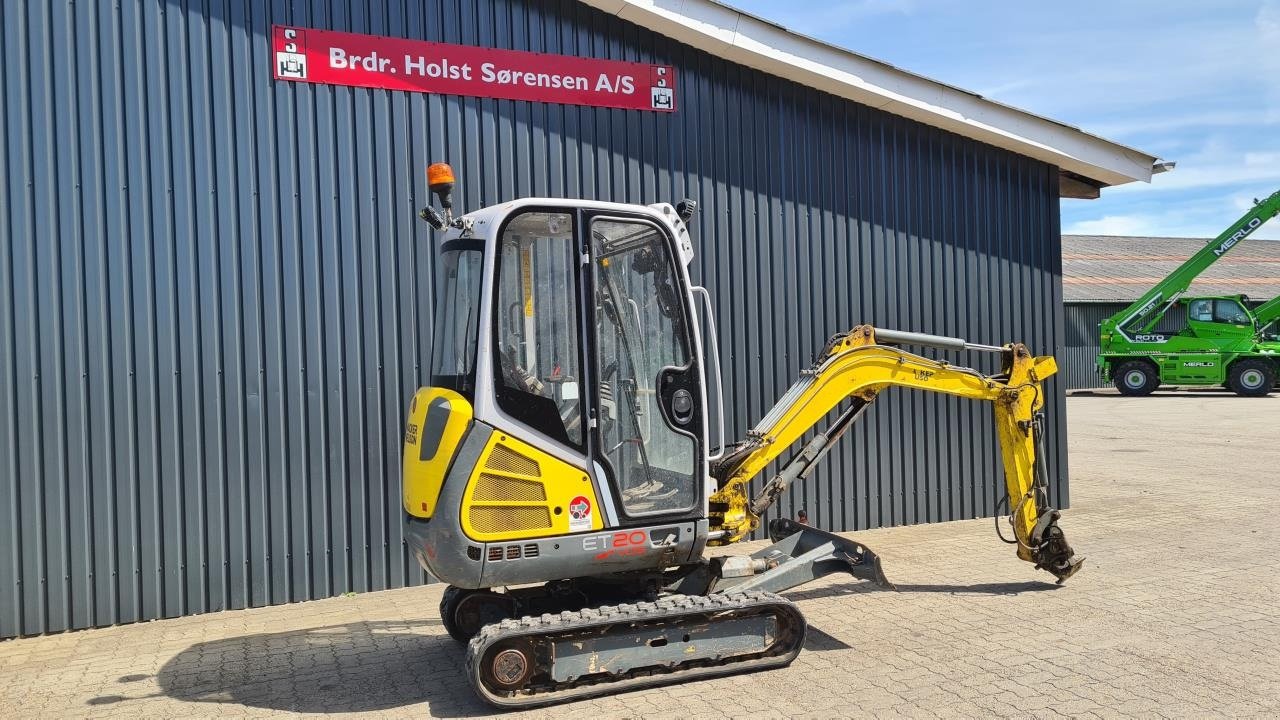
left=272, top=26, right=676, bottom=112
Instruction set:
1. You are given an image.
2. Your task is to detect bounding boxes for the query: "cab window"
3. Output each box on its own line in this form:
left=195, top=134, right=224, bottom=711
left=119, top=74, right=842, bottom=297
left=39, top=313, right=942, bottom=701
left=1213, top=300, right=1249, bottom=324
left=492, top=212, right=584, bottom=448
left=1189, top=299, right=1213, bottom=322
left=430, top=242, right=484, bottom=397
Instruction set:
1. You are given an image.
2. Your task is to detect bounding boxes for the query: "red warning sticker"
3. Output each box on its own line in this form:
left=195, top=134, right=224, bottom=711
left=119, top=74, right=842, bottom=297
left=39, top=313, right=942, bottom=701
left=568, top=495, right=592, bottom=531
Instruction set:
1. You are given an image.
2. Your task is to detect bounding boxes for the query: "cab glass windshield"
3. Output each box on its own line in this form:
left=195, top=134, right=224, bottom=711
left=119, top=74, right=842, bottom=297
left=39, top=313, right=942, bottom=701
left=591, top=218, right=697, bottom=515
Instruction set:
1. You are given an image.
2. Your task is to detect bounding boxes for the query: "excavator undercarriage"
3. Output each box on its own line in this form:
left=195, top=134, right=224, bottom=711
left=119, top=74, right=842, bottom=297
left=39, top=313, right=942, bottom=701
left=468, top=590, right=804, bottom=707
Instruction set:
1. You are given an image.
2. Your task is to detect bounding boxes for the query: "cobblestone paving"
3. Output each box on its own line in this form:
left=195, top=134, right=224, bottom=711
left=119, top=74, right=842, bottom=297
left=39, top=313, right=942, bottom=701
left=3, top=393, right=1279, bottom=718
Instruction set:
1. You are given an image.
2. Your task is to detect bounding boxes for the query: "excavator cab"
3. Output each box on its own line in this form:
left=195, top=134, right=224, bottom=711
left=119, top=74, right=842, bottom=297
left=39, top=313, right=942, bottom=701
left=403, top=167, right=715, bottom=592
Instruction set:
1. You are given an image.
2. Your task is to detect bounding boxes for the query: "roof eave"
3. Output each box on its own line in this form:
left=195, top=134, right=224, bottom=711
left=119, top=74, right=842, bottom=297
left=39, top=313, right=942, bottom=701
left=583, top=0, right=1158, bottom=188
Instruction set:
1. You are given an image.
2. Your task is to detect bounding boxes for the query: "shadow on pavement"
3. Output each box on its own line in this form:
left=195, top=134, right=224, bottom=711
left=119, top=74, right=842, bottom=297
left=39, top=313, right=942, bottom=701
left=83, top=583, right=1056, bottom=714
left=804, top=625, right=853, bottom=651
left=888, top=581, right=1062, bottom=595
left=88, top=620, right=491, bottom=717
left=788, top=578, right=1060, bottom=602
left=1068, top=388, right=1272, bottom=398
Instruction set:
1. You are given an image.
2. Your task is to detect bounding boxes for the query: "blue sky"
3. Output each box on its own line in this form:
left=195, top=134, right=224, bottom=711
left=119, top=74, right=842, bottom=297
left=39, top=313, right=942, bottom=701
left=730, top=0, right=1280, bottom=239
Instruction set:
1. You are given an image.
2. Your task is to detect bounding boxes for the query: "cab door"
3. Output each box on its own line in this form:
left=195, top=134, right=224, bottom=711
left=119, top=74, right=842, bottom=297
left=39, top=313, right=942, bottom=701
left=584, top=214, right=705, bottom=522
left=1187, top=298, right=1255, bottom=340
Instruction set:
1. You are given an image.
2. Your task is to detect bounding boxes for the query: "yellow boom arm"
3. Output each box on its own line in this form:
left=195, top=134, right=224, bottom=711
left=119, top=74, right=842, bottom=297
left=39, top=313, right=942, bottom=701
left=708, top=325, right=1082, bottom=582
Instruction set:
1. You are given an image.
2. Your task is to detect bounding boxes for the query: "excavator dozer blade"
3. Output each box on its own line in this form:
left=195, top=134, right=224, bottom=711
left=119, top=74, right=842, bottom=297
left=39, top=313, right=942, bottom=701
left=714, top=519, right=894, bottom=595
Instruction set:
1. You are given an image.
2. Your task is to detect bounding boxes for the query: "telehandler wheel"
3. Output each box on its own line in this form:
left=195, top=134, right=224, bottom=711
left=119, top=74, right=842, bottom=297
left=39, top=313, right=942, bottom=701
left=440, top=586, right=514, bottom=643
left=1227, top=359, right=1276, bottom=397
left=1114, top=360, right=1159, bottom=396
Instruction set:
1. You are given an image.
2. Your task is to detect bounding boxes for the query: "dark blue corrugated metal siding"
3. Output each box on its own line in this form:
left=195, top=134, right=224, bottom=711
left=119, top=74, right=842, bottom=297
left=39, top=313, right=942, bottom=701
left=0, top=0, right=1067, bottom=638
left=1063, top=302, right=1120, bottom=390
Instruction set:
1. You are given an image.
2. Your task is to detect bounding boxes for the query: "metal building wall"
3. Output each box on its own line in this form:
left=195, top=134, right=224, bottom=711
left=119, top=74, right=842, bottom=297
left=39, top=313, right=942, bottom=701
left=1062, top=302, right=1123, bottom=390
left=0, top=0, right=1067, bottom=637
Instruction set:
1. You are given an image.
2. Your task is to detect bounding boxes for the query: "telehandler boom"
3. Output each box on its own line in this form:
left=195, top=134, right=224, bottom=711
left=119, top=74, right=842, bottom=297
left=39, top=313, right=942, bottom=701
left=401, top=164, right=1081, bottom=708
left=1254, top=294, right=1280, bottom=339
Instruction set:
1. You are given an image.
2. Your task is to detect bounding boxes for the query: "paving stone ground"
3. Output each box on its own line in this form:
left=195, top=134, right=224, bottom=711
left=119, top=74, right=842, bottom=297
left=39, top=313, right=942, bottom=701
left=2, top=392, right=1279, bottom=719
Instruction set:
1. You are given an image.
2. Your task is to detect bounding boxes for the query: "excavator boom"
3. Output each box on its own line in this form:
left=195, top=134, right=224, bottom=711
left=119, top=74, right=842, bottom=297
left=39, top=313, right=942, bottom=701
left=709, top=324, right=1081, bottom=582
left=461, top=323, right=1080, bottom=708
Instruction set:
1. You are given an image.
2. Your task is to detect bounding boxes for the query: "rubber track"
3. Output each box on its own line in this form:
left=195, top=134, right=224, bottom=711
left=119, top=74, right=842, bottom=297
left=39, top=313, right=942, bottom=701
left=465, top=590, right=806, bottom=709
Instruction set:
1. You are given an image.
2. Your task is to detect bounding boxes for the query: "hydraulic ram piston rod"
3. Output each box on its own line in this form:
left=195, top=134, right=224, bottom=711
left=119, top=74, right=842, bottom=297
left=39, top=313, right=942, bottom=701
left=749, top=399, right=871, bottom=515
left=874, top=328, right=1005, bottom=353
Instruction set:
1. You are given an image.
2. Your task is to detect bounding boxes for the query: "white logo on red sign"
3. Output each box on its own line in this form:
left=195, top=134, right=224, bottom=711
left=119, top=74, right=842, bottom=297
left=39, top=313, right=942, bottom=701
left=650, top=66, right=673, bottom=109
left=275, top=27, right=309, bottom=79
left=568, top=495, right=592, bottom=531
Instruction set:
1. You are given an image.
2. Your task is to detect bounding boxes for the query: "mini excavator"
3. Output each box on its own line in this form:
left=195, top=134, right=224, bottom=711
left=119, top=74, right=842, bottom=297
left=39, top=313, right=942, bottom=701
left=401, top=164, right=1083, bottom=708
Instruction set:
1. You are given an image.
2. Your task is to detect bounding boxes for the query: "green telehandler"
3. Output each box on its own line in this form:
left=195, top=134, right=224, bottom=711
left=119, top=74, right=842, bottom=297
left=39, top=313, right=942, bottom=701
left=1097, top=190, right=1280, bottom=396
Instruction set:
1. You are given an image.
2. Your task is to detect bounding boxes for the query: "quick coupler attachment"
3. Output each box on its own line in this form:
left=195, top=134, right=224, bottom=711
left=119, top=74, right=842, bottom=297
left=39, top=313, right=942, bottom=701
left=1030, top=510, right=1085, bottom=584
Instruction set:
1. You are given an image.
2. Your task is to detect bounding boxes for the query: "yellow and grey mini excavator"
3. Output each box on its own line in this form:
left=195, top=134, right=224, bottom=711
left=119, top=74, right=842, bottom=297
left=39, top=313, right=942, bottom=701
left=401, top=164, right=1083, bottom=708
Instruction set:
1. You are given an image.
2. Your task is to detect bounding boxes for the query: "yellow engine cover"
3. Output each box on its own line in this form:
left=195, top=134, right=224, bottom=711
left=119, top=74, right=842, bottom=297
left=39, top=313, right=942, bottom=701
left=461, top=431, right=603, bottom=542
left=402, top=387, right=473, bottom=519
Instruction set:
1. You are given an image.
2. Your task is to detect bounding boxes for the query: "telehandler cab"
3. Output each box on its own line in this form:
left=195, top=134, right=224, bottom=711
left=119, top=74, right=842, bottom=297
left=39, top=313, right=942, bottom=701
left=401, top=164, right=1082, bottom=708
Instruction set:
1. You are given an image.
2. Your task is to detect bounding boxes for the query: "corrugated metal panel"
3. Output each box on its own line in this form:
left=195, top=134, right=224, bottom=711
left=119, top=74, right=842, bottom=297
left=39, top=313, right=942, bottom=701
left=0, top=0, right=1067, bottom=637
left=1061, top=346, right=1105, bottom=391
left=1063, top=302, right=1129, bottom=389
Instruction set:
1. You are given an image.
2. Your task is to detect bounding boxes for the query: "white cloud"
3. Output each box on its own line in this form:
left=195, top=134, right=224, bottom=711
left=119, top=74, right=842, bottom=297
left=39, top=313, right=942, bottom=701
left=735, top=1, right=1275, bottom=133
left=730, top=0, right=1280, bottom=241
left=1258, top=0, right=1280, bottom=118
left=1062, top=215, right=1154, bottom=236
left=1085, top=111, right=1276, bottom=139
left=1064, top=211, right=1280, bottom=240
left=1101, top=131, right=1280, bottom=196
left=1231, top=192, right=1271, bottom=211
left=975, top=79, right=1037, bottom=99
left=1114, top=162, right=1280, bottom=194
left=1064, top=188, right=1280, bottom=240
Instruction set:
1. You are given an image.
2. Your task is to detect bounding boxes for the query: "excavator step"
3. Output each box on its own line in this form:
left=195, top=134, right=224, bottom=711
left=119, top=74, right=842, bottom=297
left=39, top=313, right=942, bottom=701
left=464, top=590, right=805, bottom=709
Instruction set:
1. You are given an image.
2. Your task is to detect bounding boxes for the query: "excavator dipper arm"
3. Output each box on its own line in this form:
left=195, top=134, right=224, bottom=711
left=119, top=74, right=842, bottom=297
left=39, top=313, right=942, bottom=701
left=707, top=324, right=1083, bottom=583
